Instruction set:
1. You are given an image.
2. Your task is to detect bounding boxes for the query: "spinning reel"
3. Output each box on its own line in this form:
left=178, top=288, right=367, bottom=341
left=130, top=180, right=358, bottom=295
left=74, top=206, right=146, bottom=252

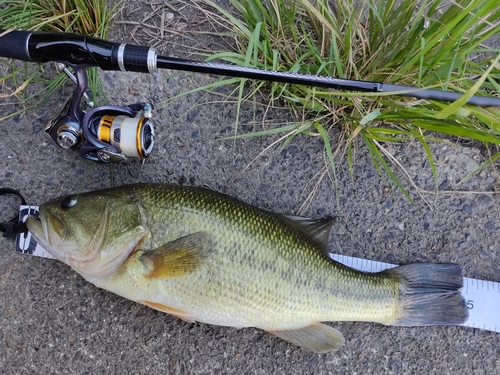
left=46, top=64, right=154, bottom=164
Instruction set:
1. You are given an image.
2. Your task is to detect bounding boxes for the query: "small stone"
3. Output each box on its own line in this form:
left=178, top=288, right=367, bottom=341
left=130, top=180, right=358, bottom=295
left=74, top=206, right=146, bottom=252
left=458, top=241, right=466, bottom=248
left=455, top=153, right=480, bottom=174
left=385, top=254, right=396, bottom=264
left=484, top=221, right=496, bottom=230
left=68, top=335, right=76, bottom=343
left=481, top=196, right=492, bottom=206
left=285, top=145, right=300, bottom=157
left=463, top=204, right=472, bottom=215
left=478, top=249, right=490, bottom=258
left=169, top=355, right=179, bottom=369
left=317, top=207, right=327, bottom=216
left=438, top=180, right=449, bottom=190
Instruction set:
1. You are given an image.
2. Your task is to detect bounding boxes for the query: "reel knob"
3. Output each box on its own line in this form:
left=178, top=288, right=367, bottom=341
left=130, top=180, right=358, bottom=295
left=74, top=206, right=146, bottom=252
left=56, top=125, right=83, bottom=149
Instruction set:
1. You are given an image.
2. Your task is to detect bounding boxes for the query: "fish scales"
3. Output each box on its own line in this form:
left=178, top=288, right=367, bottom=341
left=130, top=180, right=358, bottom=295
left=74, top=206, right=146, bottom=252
left=102, top=184, right=399, bottom=327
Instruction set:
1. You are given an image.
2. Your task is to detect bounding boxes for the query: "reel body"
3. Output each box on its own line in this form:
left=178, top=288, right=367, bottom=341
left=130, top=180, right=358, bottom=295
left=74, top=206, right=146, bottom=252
left=45, top=64, right=154, bottom=163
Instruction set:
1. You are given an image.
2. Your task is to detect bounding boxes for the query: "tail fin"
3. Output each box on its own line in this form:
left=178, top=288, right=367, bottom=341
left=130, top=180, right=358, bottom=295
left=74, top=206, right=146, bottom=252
left=384, top=263, right=468, bottom=326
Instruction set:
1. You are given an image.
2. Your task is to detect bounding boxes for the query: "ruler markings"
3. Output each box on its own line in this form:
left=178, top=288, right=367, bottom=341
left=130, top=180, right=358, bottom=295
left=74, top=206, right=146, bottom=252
left=330, top=253, right=500, bottom=334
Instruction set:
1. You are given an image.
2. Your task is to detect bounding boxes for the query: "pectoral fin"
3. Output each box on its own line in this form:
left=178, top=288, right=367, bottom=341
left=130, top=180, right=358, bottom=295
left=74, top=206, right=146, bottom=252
left=269, top=323, right=345, bottom=353
left=140, top=231, right=213, bottom=279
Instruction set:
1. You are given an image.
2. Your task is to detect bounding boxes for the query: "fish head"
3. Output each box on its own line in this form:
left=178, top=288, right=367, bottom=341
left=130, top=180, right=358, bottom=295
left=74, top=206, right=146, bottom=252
left=26, top=187, right=148, bottom=280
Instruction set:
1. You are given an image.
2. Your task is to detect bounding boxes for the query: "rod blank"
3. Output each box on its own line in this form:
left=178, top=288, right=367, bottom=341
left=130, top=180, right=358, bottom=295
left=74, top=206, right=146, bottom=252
left=157, top=55, right=500, bottom=107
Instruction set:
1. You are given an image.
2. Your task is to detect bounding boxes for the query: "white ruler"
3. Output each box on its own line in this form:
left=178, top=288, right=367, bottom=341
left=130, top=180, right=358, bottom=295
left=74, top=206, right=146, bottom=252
left=330, top=253, right=500, bottom=333
left=16, top=206, right=500, bottom=333
left=16, top=206, right=54, bottom=259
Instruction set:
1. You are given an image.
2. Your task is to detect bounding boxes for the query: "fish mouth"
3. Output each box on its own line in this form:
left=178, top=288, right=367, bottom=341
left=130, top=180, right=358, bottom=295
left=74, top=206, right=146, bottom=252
left=25, top=216, right=45, bottom=245
left=26, top=206, right=67, bottom=261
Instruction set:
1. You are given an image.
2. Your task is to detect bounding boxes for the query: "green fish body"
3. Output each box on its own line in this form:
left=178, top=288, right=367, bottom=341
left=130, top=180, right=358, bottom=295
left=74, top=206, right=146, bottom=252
left=26, top=183, right=467, bottom=352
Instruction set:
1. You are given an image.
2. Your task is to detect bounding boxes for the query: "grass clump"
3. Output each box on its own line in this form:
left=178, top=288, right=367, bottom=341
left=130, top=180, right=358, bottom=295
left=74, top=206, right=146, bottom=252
left=204, top=0, right=500, bottom=201
left=0, top=0, right=119, bottom=120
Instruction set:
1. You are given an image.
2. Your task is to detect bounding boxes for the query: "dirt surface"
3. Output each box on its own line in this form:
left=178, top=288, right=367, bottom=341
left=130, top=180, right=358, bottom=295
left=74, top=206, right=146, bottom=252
left=1, top=1, right=500, bottom=374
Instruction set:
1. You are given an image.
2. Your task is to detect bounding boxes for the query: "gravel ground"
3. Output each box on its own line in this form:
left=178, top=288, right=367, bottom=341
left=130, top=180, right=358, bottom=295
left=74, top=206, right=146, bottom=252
left=1, top=1, right=500, bottom=374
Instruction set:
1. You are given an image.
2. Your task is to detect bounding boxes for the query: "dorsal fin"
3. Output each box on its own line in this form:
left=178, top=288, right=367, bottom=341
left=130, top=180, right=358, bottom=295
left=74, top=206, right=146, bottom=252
left=281, top=214, right=335, bottom=254
left=140, top=231, right=214, bottom=279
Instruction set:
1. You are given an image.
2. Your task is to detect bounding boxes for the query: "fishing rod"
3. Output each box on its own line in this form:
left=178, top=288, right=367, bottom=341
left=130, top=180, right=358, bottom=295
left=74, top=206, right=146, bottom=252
left=1, top=29, right=499, bottom=163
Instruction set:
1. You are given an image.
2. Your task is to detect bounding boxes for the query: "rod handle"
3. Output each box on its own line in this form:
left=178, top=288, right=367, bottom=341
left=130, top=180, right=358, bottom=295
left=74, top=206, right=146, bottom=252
left=0, top=29, right=33, bottom=61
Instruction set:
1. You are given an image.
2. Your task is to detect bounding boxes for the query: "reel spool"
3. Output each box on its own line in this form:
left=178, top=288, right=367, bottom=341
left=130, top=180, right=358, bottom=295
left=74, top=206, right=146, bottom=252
left=92, top=114, right=154, bottom=159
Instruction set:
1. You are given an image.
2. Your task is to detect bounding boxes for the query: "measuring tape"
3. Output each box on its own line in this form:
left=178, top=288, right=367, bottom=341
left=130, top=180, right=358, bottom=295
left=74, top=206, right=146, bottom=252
left=15, top=206, right=500, bottom=333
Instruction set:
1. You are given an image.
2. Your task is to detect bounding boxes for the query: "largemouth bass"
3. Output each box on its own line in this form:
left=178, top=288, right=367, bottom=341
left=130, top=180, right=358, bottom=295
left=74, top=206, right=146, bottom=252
left=26, top=183, right=467, bottom=352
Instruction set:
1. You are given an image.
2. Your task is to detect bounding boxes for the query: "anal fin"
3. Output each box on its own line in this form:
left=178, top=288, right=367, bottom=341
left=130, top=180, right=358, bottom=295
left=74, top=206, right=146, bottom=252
left=139, top=300, right=195, bottom=323
left=269, top=323, right=345, bottom=353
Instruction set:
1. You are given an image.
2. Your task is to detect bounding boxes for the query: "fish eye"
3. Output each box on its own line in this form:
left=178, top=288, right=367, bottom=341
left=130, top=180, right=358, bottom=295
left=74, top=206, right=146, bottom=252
left=60, top=195, right=78, bottom=209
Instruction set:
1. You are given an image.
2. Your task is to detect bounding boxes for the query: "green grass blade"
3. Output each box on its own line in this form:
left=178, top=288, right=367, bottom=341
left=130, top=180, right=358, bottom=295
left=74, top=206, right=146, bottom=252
left=436, top=53, right=500, bottom=119
left=314, top=122, right=339, bottom=205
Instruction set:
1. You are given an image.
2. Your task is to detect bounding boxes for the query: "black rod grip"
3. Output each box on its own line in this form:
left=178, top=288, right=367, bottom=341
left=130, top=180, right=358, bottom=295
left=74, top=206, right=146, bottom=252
left=1, top=29, right=156, bottom=72
left=28, top=31, right=117, bottom=68
left=0, top=29, right=33, bottom=61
